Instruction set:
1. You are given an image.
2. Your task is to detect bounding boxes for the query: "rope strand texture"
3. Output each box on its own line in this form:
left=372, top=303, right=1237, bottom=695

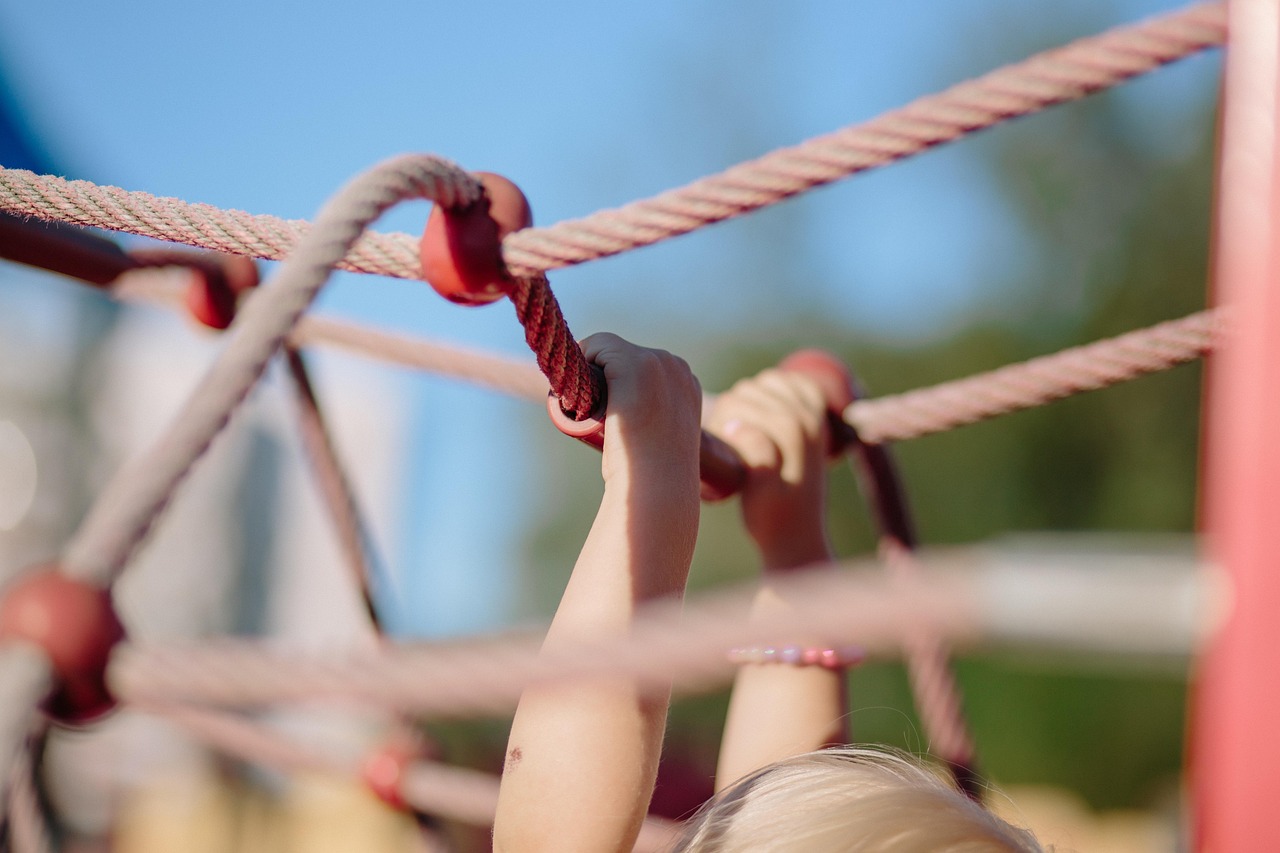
left=847, top=309, right=1221, bottom=444
left=61, top=155, right=481, bottom=586
left=109, top=549, right=1214, bottom=716
left=0, top=4, right=1224, bottom=280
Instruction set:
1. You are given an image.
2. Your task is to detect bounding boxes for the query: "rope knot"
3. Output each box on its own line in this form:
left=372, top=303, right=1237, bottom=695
left=420, top=172, right=532, bottom=305
left=0, top=566, right=126, bottom=722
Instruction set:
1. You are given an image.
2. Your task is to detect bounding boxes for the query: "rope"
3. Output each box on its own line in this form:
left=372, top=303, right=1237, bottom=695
left=138, top=702, right=678, bottom=850
left=60, top=155, right=481, bottom=587
left=846, top=309, right=1221, bottom=444
left=879, top=541, right=979, bottom=796
left=110, top=269, right=550, bottom=401
left=0, top=4, right=1224, bottom=280
left=108, top=551, right=1213, bottom=715
left=0, top=645, right=52, bottom=816
left=508, top=274, right=602, bottom=420
left=283, top=347, right=382, bottom=628
left=844, top=413, right=980, bottom=796
left=5, top=736, right=52, bottom=853
left=111, top=272, right=1221, bottom=450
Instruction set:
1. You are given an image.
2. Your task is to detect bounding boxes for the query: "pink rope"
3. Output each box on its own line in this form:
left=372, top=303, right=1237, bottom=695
left=499, top=2, right=1225, bottom=274
left=283, top=347, right=382, bottom=628
left=846, top=309, right=1221, bottom=444
left=0, top=4, right=1223, bottom=280
left=106, top=551, right=1210, bottom=715
left=104, top=565, right=983, bottom=714
left=60, top=155, right=481, bottom=587
left=6, top=737, right=52, bottom=853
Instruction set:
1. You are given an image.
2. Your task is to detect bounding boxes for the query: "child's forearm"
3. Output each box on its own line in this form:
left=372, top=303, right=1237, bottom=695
left=715, top=549, right=848, bottom=791
left=494, top=474, right=699, bottom=853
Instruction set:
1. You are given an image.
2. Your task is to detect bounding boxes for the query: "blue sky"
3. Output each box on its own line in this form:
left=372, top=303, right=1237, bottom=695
left=0, top=1, right=1220, bottom=634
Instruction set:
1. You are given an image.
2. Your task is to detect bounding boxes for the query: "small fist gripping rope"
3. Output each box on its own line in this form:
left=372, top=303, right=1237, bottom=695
left=420, top=178, right=865, bottom=501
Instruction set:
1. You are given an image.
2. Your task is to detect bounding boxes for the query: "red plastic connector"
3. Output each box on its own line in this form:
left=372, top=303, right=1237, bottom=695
left=420, top=172, right=533, bottom=305
left=183, top=255, right=259, bottom=330
left=0, top=567, right=126, bottom=723
left=362, top=729, right=432, bottom=811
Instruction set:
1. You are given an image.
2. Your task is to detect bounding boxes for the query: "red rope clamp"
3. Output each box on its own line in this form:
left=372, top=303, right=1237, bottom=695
left=420, top=172, right=603, bottom=421
left=0, top=566, right=126, bottom=723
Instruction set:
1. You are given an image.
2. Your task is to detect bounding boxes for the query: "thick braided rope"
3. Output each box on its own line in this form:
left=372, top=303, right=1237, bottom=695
left=6, top=737, right=53, bottom=853
left=0, top=645, right=51, bottom=834
left=847, top=309, right=1221, bottom=444
left=0, top=3, right=1225, bottom=280
left=509, top=274, right=602, bottom=419
left=108, top=552, right=1213, bottom=715
left=136, top=702, right=678, bottom=850
left=500, top=2, right=1227, bottom=273
left=60, top=155, right=481, bottom=586
left=282, top=348, right=382, bottom=628
left=880, top=541, right=978, bottom=792
left=111, top=269, right=1221, bottom=450
left=110, top=270, right=1220, bottom=451
left=847, top=413, right=979, bottom=797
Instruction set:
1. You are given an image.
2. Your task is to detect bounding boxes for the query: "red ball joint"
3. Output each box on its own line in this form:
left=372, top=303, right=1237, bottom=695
left=0, top=567, right=126, bottom=723
left=184, top=255, right=260, bottom=330
left=420, top=171, right=533, bottom=305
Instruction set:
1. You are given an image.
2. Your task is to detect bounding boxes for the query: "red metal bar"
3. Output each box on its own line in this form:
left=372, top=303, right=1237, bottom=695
left=1192, top=1, right=1280, bottom=849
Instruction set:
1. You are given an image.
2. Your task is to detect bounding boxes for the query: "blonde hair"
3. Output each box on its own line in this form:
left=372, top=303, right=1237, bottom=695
left=670, top=747, right=1045, bottom=853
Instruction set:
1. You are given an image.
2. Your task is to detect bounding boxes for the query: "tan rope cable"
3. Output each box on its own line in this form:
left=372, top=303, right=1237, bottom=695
left=497, top=2, right=1226, bottom=274
left=6, top=736, right=52, bottom=853
left=0, top=645, right=52, bottom=821
left=109, top=272, right=550, bottom=401
left=0, top=4, right=1224, bottom=280
left=283, top=347, right=383, bottom=627
left=110, top=275, right=1222, bottom=449
left=846, top=309, right=1221, bottom=444
left=59, top=155, right=482, bottom=587
left=137, top=701, right=679, bottom=850
left=108, top=552, right=1216, bottom=716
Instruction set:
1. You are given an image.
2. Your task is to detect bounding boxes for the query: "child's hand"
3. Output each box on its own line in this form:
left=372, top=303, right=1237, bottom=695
left=580, top=333, right=703, bottom=491
left=708, top=369, right=832, bottom=570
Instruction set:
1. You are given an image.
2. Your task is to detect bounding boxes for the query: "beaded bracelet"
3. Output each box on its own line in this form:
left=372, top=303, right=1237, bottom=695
left=728, top=644, right=866, bottom=670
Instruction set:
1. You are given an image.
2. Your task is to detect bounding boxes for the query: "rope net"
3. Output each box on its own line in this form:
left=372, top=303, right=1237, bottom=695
left=0, top=3, right=1224, bottom=280
left=0, top=3, right=1226, bottom=846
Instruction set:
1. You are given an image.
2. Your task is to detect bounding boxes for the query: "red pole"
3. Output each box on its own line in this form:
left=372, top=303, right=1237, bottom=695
left=1193, top=1, right=1280, bottom=849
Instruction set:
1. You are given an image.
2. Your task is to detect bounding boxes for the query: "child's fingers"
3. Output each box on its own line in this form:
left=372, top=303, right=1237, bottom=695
left=721, top=418, right=781, bottom=472
left=749, top=371, right=828, bottom=439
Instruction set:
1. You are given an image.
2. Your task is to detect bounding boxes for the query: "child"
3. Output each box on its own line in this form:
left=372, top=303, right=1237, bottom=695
left=493, top=333, right=704, bottom=853
left=683, top=366, right=1044, bottom=852
left=493, top=338, right=1043, bottom=852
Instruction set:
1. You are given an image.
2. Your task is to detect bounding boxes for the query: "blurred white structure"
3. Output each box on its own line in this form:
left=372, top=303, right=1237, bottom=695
left=0, top=266, right=413, bottom=838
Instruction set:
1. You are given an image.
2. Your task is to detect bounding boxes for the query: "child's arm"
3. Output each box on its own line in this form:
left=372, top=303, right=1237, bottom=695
left=492, top=333, right=703, bottom=853
left=707, top=369, right=848, bottom=791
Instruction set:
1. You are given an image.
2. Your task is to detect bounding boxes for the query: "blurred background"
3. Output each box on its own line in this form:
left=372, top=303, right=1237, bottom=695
left=0, top=0, right=1219, bottom=850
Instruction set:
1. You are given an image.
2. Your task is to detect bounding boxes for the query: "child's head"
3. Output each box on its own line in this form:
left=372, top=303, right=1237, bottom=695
left=670, top=747, right=1045, bottom=852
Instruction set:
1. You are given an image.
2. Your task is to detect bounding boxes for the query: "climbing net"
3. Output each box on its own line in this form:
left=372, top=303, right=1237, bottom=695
left=0, top=2, right=1241, bottom=850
